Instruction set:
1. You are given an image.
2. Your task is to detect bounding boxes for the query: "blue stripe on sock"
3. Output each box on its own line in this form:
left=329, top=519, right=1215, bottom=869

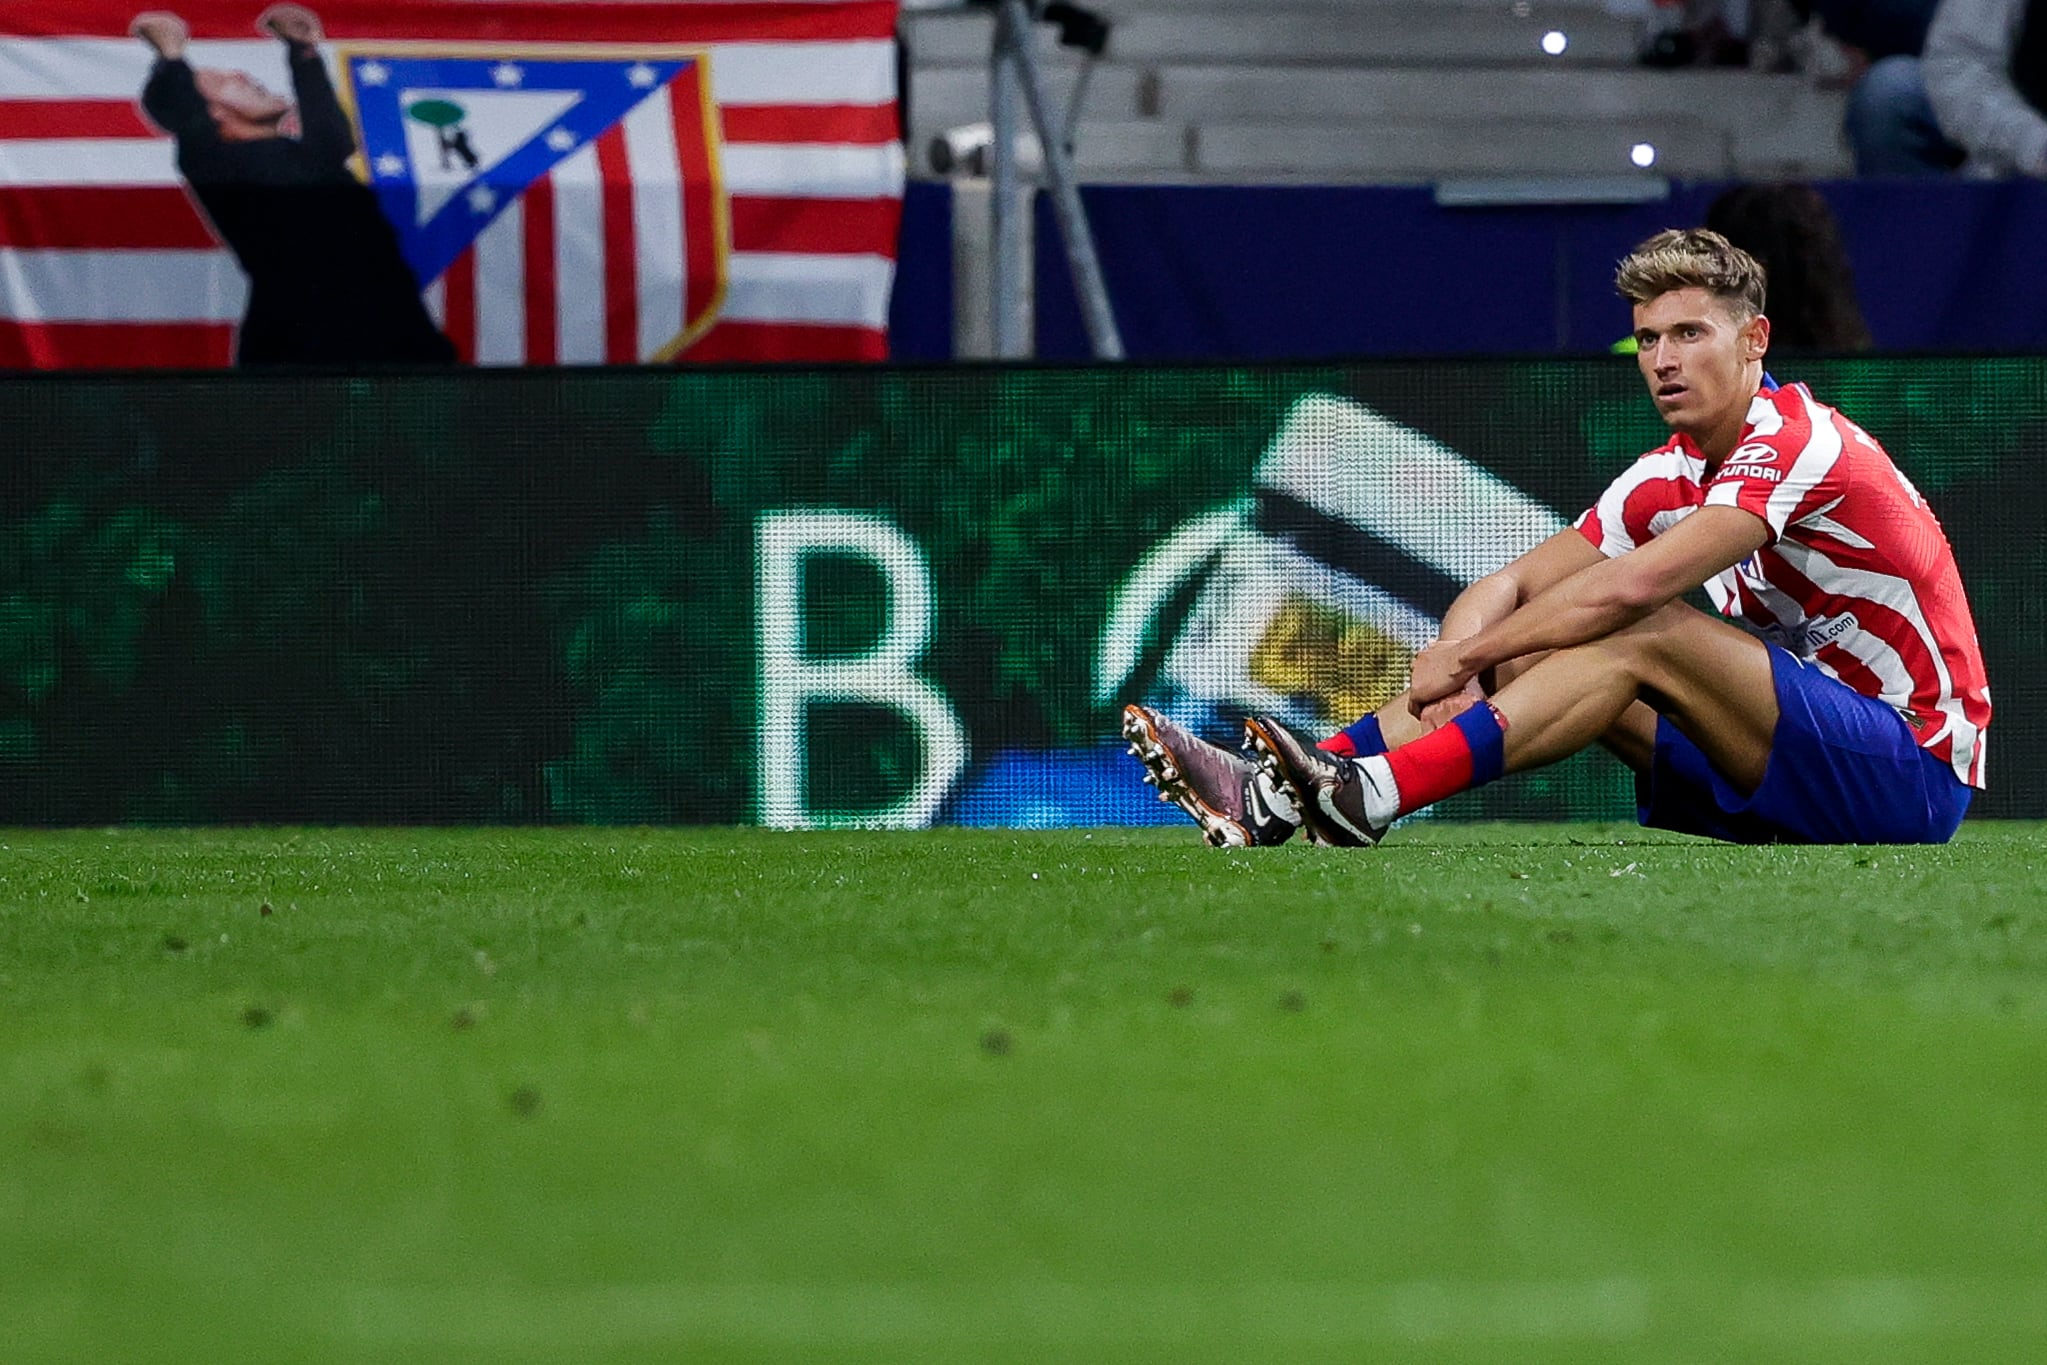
left=1452, top=703, right=1506, bottom=786
left=1341, top=713, right=1387, bottom=756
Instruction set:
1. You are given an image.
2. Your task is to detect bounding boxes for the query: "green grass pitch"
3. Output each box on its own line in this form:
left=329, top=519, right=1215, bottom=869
left=6, top=823, right=2047, bottom=1362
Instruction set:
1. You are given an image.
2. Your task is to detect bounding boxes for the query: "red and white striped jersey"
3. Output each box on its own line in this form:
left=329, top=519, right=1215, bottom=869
left=1576, top=380, right=1990, bottom=788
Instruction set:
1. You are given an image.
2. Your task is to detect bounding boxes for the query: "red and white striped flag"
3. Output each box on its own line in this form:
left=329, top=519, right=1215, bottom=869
left=0, top=1, right=903, bottom=367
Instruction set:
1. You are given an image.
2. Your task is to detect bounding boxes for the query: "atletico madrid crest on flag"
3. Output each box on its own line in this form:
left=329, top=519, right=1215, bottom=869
left=336, top=45, right=730, bottom=362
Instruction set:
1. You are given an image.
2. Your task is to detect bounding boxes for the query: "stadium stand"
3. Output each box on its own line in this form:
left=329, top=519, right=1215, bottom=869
left=900, top=0, right=1853, bottom=182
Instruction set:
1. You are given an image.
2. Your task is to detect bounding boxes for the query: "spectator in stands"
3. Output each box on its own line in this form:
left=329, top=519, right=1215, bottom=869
left=1641, top=0, right=1753, bottom=68
left=1804, top=0, right=1966, bottom=173
left=1651, top=0, right=1962, bottom=172
left=1705, top=182, right=1873, bottom=348
left=1924, top=0, right=2047, bottom=175
left=131, top=5, right=457, bottom=365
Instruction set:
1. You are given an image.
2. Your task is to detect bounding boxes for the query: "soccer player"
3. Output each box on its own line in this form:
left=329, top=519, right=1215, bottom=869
left=1125, top=228, right=1987, bottom=847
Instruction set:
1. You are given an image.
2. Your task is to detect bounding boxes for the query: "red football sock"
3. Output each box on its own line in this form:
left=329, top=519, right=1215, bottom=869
left=1381, top=703, right=1507, bottom=816
left=1318, top=712, right=1385, bottom=757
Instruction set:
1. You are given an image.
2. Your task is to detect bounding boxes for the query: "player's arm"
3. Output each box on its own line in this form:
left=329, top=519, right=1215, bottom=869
left=133, top=13, right=216, bottom=144
left=1410, top=506, right=1768, bottom=709
left=1439, top=528, right=1606, bottom=642
left=1411, top=529, right=1605, bottom=725
left=263, top=5, right=355, bottom=163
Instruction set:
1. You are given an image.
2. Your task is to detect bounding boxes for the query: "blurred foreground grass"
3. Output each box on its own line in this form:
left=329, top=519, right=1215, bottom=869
left=4, top=824, right=2046, bottom=1362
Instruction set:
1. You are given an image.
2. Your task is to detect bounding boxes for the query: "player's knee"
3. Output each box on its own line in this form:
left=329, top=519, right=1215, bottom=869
left=1622, top=603, right=1761, bottom=699
left=1609, top=602, right=1697, bottom=670
left=1535, top=621, right=1665, bottom=699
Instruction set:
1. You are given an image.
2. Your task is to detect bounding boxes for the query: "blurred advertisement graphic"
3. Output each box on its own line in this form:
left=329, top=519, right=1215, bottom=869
left=952, top=394, right=1567, bottom=825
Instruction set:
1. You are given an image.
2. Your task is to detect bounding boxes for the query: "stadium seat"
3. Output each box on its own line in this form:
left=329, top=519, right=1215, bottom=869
left=901, top=0, right=1852, bottom=183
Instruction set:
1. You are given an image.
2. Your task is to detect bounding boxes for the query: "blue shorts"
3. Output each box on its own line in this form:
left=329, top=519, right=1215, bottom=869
left=1637, top=645, right=1973, bottom=845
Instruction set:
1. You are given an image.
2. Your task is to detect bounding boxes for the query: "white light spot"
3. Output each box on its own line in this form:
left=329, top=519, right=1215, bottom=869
left=357, top=60, right=389, bottom=87
left=545, top=126, right=576, bottom=152
left=1542, top=30, right=1569, bottom=55
left=466, top=184, right=496, bottom=213
left=374, top=152, right=405, bottom=178
left=1630, top=141, right=1657, bottom=167
left=627, top=62, right=658, bottom=88
left=492, top=62, right=524, bottom=88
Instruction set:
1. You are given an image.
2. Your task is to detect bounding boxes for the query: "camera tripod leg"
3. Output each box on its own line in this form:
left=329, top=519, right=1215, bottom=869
left=989, top=0, right=1124, bottom=360
left=990, top=0, right=1028, bottom=357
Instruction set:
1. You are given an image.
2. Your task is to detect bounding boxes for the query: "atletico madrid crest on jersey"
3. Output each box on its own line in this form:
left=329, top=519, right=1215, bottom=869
left=336, top=44, right=730, bottom=362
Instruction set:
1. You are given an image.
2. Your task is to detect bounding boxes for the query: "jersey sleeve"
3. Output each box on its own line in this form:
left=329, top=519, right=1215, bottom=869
left=1573, top=502, right=1625, bottom=557
left=288, top=47, right=357, bottom=166
left=1574, top=460, right=1666, bottom=558
left=140, top=58, right=216, bottom=144
left=1703, top=392, right=1846, bottom=542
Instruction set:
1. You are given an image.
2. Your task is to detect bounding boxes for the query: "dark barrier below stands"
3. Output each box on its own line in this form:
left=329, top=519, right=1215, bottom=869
left=0, top=359, right=2040, bottom=826
left=889, top=180, right=2047, bottom=361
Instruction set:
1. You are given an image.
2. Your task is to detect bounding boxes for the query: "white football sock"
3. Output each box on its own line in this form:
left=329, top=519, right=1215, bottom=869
left=1355, top=755, right=1402, bottom=828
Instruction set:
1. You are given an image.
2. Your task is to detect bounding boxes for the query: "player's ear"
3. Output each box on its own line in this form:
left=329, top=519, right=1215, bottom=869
left=1745, top=312, right=1770, bottom=360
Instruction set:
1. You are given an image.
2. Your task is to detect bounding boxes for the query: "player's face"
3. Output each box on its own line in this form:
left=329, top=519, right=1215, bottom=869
left=1631, top=287, right=1768, bottom=437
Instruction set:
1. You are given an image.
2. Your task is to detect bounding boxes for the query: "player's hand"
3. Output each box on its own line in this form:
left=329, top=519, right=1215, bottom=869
left=1416, top=677, right=1486, bottom=732
left=1406, top=638, right=1477, bottom=716
left=131, top=12, right=190, bottom=59
left=259, top=4, right=323, bottom=46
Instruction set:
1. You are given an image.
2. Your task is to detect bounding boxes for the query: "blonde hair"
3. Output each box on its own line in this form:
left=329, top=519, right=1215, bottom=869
left=1615, top=228, right=1766, bottom=318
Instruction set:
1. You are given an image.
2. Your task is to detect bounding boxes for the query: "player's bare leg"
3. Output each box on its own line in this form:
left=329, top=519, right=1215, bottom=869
left=1365, top=653, right=1662, bottom=770
left=1488, top=603, right=1775, bottom=788
left=1250, top=603, right=1773, bottom=845
left=1367, top=698, right=1429, bottom=751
